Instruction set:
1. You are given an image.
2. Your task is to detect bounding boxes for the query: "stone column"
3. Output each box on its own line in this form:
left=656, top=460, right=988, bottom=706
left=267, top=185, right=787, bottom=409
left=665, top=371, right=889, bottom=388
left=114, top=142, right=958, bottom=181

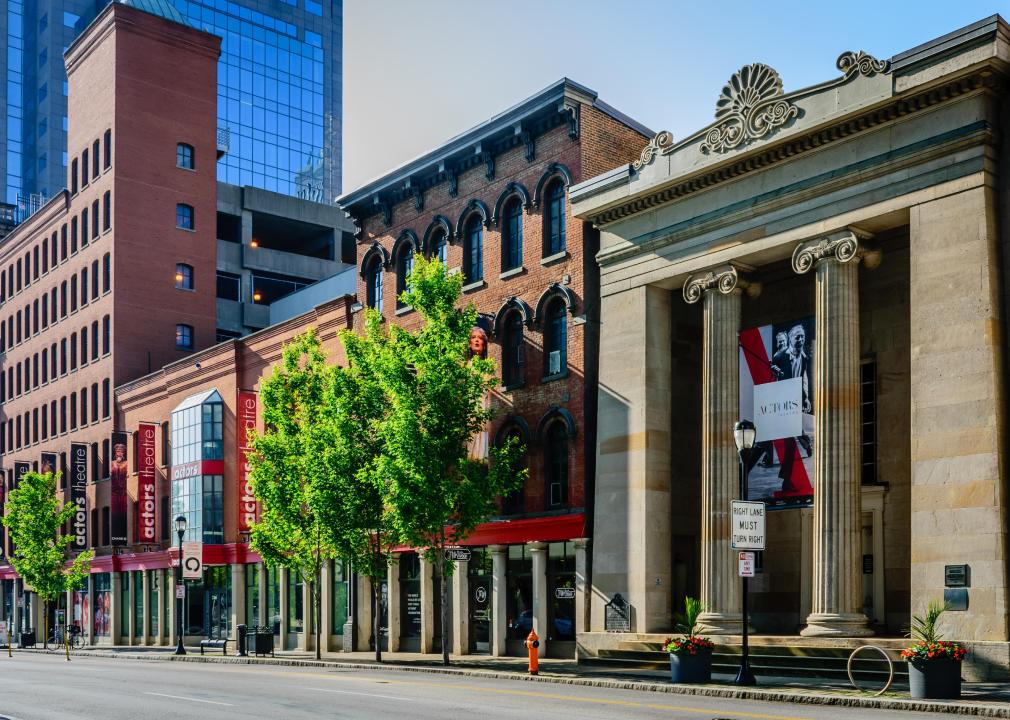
left=451, top=558, right=468, bottom=656
left=356, top=574, right=374, bottom=653
left=683, top=265, right=755, bottom=635
left=793, top=231, right=873, bottom=637
left=110, top=572, right=121, bottom=644
left=387, top=554, right=401, bottom=652
left=489, top=545, right=507, bottom=657
left=574, top=538, right=589, bottom=638
left=529, top=542, right=547, bottom=658
left=127, top=573, right=136, bottom=645
left=231, top=564, right=245, bottom=642
left=166, top=572, right=176, bottom=648
left=419, top=557, right=435, bottom=653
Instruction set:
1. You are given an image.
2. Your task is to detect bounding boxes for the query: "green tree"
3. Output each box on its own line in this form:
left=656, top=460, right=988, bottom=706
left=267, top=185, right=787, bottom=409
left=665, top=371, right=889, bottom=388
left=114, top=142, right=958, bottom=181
left=247, top=330, right=337, bottom=660
left=312, top=312, right=399, bottom=662
left=2, top=470, right=93, bottom=660
left=377, top=255, right=525, bottom=665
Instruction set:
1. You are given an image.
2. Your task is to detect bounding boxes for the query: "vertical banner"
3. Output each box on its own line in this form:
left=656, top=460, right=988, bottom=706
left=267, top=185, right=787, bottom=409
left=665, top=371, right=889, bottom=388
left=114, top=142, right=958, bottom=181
left=237, top=390, right=259, bottom=535
left=13, top=462, right=29, bottom=489
left=40, top=453, right=56, bottom=477
left=110, top=432, right=129, bottom=546
left=739, top=316, right=815, bottom=509
left=136, top=423, right=157, bottom=543
left=70, top=443, right=88, bottom=551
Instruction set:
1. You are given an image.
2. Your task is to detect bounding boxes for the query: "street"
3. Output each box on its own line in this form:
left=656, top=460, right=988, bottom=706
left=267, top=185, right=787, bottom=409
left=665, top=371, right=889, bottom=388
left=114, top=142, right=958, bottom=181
left=0, top=654, right=951, bottom=720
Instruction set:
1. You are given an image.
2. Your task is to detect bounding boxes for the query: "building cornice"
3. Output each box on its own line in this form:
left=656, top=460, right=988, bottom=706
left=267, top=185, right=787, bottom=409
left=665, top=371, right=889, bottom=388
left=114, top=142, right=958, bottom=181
left=578, top=69, right=998, bottom=234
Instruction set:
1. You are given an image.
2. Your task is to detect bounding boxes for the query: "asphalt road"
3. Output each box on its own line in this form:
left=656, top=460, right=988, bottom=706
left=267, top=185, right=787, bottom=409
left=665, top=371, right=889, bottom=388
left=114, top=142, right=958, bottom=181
left=0, top=653, right=951, bottom=720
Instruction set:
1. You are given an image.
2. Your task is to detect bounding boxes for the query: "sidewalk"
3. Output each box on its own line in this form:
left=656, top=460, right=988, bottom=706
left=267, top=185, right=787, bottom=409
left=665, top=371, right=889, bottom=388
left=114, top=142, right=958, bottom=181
left=16, top=644, right=1010, bottom=717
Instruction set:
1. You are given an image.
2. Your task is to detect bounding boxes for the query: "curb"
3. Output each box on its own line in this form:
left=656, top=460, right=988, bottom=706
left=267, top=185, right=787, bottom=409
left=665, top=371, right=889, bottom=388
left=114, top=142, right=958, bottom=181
left=13, top=648, right=1010, bottom=717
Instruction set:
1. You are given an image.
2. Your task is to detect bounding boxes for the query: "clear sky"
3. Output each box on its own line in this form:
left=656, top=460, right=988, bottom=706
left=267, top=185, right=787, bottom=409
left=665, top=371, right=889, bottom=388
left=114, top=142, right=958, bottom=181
left=341, top=1, right=1003, bottom=192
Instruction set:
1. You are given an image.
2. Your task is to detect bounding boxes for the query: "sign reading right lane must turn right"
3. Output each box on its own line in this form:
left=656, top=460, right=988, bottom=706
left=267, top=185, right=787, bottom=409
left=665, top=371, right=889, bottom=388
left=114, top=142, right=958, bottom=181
left=731, top=500, right=766, bottom=550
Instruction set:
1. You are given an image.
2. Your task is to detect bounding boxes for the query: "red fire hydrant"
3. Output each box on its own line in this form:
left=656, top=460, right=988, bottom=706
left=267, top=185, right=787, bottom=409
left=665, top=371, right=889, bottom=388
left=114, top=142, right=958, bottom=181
left=525, top=629, right=540, bottom=675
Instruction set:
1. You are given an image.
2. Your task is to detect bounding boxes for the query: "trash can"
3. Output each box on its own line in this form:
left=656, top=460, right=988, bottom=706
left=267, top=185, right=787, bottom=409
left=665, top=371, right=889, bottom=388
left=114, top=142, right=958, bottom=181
left=247, top=626, right=274, bottom=657
left=20, top=630, right=35, bottom=648
left=236, top=624, right=247, bottom=656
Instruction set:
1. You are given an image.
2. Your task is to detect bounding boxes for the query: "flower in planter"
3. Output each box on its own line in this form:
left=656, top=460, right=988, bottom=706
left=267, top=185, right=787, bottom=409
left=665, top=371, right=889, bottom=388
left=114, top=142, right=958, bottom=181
left=664, top=597, right=714, bottom=656
left=902, top=600, right=968, bottom=662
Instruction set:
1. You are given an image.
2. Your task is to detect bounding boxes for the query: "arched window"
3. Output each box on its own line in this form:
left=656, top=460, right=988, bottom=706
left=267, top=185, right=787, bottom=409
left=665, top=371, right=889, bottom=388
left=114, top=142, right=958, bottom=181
left=544, top=179, right=566, bottom=257
left=175, top=324, right=193, bottom=350
left=175, top=263, right=194, bottom=290
left=502, top=198, right=523, bottom=272
left=176, top=204, right=194, bottom=230
left=395, top=245, right=413, bottom=306
left=463, top=214, right=483, bottom=282
left=501, top=310, right=525, bottom=388
left=365, top=256, right=383, bottom=310
left=544, top=298, right=567, bottom=378
left=498, top=422, right=527, bottom=516
left=430, top=230, right=447, bottom=264
left=176, top=143, right=195, bottom=170
left=544, top=421, right=569, bottom=508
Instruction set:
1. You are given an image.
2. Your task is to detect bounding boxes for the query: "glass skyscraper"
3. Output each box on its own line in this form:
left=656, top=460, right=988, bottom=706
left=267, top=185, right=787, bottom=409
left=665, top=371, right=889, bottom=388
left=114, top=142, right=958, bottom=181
left=0, top=0, right=341, bottom=210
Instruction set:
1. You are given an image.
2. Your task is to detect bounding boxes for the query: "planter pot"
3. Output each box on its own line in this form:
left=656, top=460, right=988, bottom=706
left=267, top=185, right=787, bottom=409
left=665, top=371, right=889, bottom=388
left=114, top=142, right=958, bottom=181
left=908, top=658, right=962, bottom=699
left=670, top=650, right=712, bottom=684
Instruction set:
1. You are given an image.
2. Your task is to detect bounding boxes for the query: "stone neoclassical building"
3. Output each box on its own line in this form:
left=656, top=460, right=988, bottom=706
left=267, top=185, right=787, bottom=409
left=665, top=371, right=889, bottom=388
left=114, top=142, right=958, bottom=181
left=571, top=15, right=1010, bottom=676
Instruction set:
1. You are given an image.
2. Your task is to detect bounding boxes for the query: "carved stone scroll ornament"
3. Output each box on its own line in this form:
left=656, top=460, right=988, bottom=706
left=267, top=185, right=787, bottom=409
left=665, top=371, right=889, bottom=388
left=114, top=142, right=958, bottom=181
left=632, top=130, right=673, bottom=171
left=791, top=231, right=862, bottom=274
left=683, top=265, right=759, bottom=304
left=836, top=51, right=890, bottom=80
left=700, top=64, right=799, bottom=154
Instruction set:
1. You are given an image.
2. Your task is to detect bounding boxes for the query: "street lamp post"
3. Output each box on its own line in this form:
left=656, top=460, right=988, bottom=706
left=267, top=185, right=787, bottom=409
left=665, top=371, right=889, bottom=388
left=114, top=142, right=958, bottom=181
left=174, top=515, right=187, bottom=656
left=733, top=419, right=757, bottom=686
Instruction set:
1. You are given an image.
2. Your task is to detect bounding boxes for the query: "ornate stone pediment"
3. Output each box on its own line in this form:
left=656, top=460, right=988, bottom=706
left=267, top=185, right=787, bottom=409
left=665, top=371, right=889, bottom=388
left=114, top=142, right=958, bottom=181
left=633, top=131, right=673, bottom=171
left=700, top=64, right=799, bottom=154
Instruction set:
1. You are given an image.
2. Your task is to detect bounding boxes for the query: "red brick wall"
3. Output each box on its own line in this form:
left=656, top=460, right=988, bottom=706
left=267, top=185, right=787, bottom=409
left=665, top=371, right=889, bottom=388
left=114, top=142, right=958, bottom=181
left=353, top=102, right=648, bottom=522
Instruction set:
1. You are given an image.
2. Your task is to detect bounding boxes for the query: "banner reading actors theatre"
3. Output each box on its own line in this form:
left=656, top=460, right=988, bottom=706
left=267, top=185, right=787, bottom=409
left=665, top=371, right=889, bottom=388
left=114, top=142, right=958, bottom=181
left=237, top=390, right=259, bottom=535
left=136, top=423, right=157, bottom=543
left=110, top=431, right=129, bottom=546
left=739, top=317, right=815, bottom=509
left=70, top=443, right=88, bottom=550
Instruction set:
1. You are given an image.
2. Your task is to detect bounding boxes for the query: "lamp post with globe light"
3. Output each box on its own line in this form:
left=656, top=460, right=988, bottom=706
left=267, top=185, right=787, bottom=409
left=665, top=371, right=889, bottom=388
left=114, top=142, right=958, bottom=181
left=174, top=514, right=187, bottom=656
left=733, top=419, right=757, bottom=686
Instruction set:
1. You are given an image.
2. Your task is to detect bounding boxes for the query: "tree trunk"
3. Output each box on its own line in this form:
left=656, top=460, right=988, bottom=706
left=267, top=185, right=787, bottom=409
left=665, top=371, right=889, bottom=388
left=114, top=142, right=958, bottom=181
left=314, top=570, right=321, bottom=660
left=372, top=576, right=382, bottom=663
left=439, top=552, right=449, bottom=666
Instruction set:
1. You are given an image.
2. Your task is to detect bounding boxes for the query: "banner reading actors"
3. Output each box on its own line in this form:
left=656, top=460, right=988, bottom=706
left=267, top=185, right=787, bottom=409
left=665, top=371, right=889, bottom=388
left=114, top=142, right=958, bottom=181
left=739, top=317, right=814, bottom=509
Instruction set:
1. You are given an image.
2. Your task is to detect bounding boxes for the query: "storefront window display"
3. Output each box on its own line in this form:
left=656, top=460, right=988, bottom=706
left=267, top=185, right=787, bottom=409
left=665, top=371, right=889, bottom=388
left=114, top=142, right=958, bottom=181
left=468, top=548, right=492, bottom=654
left=288, top=570, right=304, bottom=634
left=93, top=573, right=111, bottom=637
left=332, top=560, right=348, bottom=636
left=134, top=571, right=144, bottom=638
left=72, top=578, right=88, bottom=639
left=506, top=545, right=532, bottom=653
left=149, top=572, right=159, bottom=637
left=547, top=541, right=576, bottom=644
left=267, top=565, right=281, bottom=636
left=120, top=573, right=130, bottom=636
left=245, top=563, right=261, bottom=629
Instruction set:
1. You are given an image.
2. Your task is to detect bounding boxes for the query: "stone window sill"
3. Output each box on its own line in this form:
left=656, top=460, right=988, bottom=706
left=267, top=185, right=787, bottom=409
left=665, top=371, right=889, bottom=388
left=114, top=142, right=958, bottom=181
left=499, top=266, right=525, bottom=280
left=462, top=279, right=486, bottom=294
left=541, top=370, right=569, bottom=384
left=540, top=251, right=568, bottom=267
left=395, top=305, right=414, bottom=316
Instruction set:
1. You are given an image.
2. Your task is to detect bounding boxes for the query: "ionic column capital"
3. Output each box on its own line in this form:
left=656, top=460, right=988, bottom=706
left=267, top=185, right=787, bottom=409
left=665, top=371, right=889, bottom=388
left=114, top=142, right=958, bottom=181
left=792, top=229, right=877, bottom=274
left=682, top=264, right=761, bottom=304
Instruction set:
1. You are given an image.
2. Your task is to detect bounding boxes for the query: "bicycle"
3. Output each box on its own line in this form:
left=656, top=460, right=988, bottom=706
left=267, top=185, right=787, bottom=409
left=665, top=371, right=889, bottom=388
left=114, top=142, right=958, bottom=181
left=66, top=625, right=84, bottom=650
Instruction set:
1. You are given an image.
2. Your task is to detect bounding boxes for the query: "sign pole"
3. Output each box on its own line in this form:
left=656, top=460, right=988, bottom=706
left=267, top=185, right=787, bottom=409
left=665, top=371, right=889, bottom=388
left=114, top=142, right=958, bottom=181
left=735, top=453, right=757, bottom=686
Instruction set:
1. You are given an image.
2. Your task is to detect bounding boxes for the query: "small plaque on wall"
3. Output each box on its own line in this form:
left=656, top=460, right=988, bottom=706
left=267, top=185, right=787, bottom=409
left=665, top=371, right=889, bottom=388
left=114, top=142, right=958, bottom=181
left=945, top=564, right=970, bottom=588
left=943, top=588, right=968, bottom=611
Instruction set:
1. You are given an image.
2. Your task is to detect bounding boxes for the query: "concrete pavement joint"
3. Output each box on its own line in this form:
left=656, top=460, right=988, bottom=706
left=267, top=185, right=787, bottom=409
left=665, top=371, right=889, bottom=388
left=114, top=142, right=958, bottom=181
left=12, top=648, right=1010, bottom=717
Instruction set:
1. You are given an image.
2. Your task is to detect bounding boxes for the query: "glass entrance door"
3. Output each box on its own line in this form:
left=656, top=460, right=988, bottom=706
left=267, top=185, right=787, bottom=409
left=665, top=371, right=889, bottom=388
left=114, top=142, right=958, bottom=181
left=399, top=554, right=421, bottom=652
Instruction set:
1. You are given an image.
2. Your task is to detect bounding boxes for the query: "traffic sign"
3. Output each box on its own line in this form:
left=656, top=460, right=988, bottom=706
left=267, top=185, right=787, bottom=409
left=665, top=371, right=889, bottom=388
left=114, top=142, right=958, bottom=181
left=182, top=541, right=203, bottom=579
left=738, top=551, right=755, bottom=578
left=731, top=501, right=766, bottom=550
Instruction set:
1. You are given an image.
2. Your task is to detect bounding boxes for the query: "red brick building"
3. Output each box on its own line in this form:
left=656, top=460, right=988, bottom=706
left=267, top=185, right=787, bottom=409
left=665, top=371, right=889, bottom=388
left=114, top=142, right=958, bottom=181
left=0, top=2, right=221, bottom=638
left=338, top=81, right=650, bottom=657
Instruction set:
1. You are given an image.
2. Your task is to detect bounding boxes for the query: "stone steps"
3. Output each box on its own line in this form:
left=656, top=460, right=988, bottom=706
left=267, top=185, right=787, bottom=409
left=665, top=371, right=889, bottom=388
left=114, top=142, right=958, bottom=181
left=584, top=642, right=908, bottom=684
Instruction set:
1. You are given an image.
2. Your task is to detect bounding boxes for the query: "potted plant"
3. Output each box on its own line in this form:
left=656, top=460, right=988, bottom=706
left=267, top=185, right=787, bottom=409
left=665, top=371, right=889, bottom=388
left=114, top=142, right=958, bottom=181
left=665, top=597, right=714, bottom=683
left=902, top=600, right=967, bottom=699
